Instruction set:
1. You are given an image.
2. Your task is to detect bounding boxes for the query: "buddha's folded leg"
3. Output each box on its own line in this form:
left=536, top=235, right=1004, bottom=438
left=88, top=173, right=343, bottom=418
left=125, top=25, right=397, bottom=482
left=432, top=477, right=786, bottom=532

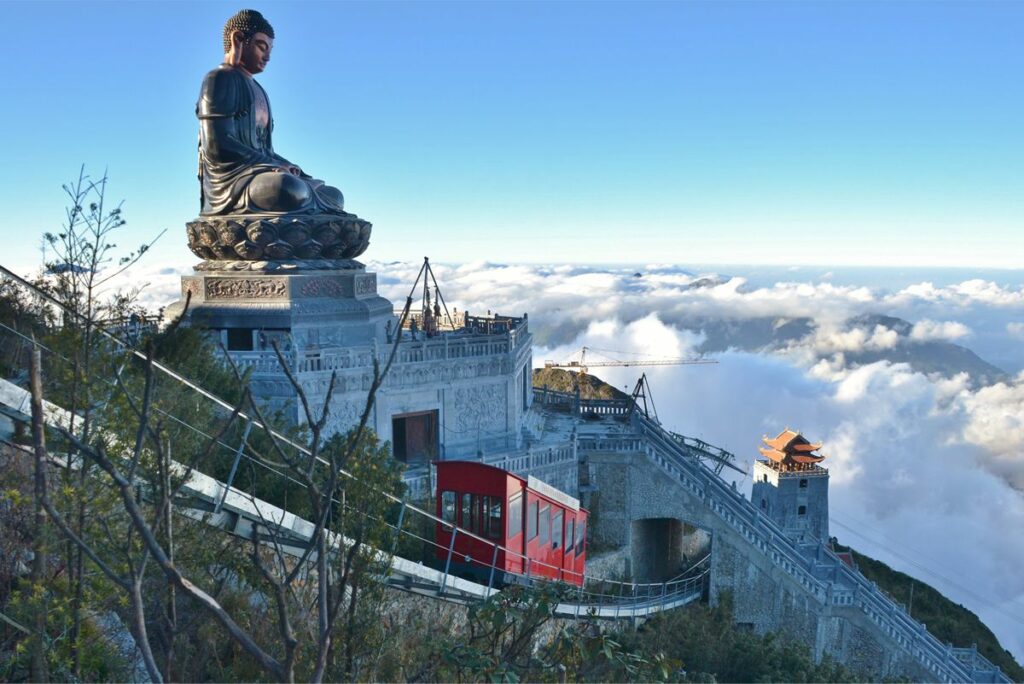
left=317, top=185, right=345, bottom=212
left=307, top=178, right=346, bottom=212
left=247, top=171, right=313, bottom=212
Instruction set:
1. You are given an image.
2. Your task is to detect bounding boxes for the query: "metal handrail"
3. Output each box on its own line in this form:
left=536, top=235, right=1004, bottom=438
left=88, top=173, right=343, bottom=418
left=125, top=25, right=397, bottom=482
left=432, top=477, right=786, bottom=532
left=0, top=320, right=697, bottom=604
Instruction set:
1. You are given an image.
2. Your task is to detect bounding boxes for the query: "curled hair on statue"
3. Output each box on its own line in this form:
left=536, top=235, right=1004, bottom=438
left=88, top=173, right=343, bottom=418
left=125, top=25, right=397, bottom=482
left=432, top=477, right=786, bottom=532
left=222, top=9, right=275, bottom=53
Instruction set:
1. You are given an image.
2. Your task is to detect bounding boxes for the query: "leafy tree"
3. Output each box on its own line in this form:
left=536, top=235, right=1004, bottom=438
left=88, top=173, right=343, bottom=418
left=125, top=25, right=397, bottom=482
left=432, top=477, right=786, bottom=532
left=1, top=166, right=415, bottom=683
left=625, top=594, right=857, bottom=683
left=418, top=582, right=675, bottom=683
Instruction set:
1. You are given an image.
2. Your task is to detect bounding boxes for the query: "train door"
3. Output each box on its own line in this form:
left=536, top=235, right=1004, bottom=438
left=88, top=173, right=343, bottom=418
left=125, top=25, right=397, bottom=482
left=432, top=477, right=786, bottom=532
left=537, top=501, right=553, bottom=579
left=551, top=508, right=565, bottom=581
left=506, top=489, right=525, bottom=574
left=525, top=493, right=541, bottom=578
left=574, top=513, right=588, bottom=580
left=562, top=513, right=578, bottom=584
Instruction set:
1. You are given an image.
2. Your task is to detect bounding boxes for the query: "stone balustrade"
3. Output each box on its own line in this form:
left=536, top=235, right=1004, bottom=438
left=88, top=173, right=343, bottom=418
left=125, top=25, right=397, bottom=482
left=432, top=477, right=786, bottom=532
left=227, top=315, right=530, bottom=378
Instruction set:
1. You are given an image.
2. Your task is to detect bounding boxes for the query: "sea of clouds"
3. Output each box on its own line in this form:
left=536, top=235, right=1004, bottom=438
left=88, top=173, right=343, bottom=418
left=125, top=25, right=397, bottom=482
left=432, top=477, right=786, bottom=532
left=105, top=259, right=1024, bottom=660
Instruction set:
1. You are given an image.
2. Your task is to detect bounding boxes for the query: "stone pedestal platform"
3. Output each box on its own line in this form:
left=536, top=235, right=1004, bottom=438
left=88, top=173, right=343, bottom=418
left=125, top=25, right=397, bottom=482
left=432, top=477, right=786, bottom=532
left=165, top=261, right=394, bottom=349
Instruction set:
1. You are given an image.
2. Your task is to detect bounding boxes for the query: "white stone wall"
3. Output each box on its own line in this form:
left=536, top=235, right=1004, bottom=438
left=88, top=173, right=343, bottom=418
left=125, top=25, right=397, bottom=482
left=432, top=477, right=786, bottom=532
left=294, top=336, right=533, bottom=460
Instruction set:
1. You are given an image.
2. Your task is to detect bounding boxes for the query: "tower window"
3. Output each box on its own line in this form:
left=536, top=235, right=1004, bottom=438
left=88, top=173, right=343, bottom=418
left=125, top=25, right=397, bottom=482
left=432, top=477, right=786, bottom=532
left=762, top=474, right=768, bottom=483
left=799, top=478, right=808, bottom=488
left=226, top=328, right=254, bottom=351
left=798, top=505, right=807, bottom=516
left=760, top=499, right=767, bottom=510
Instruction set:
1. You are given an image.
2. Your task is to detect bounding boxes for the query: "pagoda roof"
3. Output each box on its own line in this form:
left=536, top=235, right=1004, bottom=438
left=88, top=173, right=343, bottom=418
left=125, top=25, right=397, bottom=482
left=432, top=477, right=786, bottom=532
left=758, top=447, right=825, bottom=465
left=760, top=429, right=826, bottom=469
left=763, top=428, right=822, bottom=453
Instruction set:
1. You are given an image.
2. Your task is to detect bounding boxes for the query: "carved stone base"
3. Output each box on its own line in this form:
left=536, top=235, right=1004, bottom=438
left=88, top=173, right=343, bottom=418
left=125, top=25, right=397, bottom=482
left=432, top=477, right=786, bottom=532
left=166, top=264, right=393, bottom=347
left=185, top=212, right=371, bottom=261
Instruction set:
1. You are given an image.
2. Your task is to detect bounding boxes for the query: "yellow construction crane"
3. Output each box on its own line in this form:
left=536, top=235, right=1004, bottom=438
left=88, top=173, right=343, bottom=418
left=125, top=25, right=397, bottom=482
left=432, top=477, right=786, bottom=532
left=544, top=346, right=717, bottom=376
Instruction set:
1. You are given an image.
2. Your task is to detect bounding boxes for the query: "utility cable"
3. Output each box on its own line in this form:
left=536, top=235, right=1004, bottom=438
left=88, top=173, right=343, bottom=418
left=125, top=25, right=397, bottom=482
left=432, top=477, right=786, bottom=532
left=830, top=516, right=1024, bottom=628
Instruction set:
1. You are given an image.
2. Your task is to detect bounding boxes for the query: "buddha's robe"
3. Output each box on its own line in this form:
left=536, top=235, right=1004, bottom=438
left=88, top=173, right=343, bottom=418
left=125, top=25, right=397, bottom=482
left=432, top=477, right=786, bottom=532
left=196, top=64, right=345, bottom=216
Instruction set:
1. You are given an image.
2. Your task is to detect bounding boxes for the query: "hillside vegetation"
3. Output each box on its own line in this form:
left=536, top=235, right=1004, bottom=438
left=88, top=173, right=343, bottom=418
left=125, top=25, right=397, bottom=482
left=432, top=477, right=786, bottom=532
left=848, top=547, right=1024, bottom=681
left=626, top=595, right=857, bottom=683
left=532, top=367, right=631, bottom=401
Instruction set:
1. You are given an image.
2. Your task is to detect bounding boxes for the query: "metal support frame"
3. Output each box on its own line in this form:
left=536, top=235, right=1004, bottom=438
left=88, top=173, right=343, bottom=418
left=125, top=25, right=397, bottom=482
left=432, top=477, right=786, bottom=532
left=487, top=544, right=500, bottom=592
left=390, top=502, right=407, bottom=558
left=215, top=419, right=253, bottom=514
left=439, top=528, right=458, bottom=596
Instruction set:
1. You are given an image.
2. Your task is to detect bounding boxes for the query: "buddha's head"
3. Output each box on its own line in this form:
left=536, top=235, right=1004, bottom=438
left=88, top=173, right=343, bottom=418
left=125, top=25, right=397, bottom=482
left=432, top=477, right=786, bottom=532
left=223, top=9, right=275, bottom=74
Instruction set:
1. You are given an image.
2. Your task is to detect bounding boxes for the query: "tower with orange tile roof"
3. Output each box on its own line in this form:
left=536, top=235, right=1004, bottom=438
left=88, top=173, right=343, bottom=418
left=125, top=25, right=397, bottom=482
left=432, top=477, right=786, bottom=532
left=752, top=428, right=829, bottom=543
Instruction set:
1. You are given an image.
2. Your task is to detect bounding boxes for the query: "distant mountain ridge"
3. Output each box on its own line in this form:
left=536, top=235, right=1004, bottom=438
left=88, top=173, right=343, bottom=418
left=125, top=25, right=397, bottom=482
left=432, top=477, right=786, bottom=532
left=693, top=312, right=1006, bottom=387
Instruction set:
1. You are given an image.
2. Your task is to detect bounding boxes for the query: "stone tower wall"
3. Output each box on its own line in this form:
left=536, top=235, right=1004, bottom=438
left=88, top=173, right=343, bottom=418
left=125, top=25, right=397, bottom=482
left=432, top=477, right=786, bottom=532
left=751, top=460, right=829, bottom=543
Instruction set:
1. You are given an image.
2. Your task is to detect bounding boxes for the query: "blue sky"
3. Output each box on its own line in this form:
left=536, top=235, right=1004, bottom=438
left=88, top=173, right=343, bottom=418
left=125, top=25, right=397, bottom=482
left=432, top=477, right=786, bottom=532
left=1, top=0, right=1022, bottom=269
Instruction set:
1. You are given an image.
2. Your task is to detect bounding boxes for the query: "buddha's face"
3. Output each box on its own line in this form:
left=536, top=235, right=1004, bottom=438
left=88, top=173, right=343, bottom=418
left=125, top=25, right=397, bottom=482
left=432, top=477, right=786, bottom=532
left=236, top=31, right=273, bottom=74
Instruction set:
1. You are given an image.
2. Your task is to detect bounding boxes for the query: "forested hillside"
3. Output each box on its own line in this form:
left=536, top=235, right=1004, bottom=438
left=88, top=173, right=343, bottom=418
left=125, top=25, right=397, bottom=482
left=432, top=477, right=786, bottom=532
left=848, top=547, right=1023, bottom=681
left=532, top=367, right=631, bottom=400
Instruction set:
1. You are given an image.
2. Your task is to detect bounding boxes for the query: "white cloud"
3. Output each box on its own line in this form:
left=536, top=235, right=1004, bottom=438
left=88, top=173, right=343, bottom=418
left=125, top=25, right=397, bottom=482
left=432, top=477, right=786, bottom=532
left=958, top=375, right=1024, bottom=490
left=805, top=324, right=899, bottom=356
left=910, top=319, right=972, bottom=342
left=79, top=258, right=1024, bottom=660
left=889, top=279, right=1024, bottom=308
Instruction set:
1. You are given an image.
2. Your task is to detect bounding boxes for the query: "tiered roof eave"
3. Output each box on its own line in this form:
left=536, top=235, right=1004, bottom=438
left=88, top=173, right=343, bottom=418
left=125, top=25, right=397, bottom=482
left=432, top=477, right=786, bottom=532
left=760, top=429, right=827, bottom=472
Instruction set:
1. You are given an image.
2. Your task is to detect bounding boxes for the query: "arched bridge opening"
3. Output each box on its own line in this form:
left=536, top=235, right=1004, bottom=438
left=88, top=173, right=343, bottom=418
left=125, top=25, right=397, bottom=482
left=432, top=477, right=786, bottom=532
left=630, top=517, right=711, bottom=584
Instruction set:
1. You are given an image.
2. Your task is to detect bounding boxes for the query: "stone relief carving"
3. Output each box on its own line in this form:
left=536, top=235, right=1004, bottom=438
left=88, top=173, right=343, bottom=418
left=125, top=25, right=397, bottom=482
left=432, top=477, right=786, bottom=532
left=205, top=277, right=287, bottom=299
left=354, top=274, right=377, bottom=295
left=300, top=277, right=349, bottom=298
left=323, top=399, right=365, bottom=437
left=292, top=299, right=380, bottom=315
left=455, top=383, right=506, bottom=433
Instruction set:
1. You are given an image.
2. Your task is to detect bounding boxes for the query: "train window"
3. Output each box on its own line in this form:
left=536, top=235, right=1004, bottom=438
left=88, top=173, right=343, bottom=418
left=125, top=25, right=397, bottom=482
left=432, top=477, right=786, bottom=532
left=485, top=497, right=503, bottom=539
left=539, top=505, right=550, bottom=546
left=552, top=511, right=563, bottom=549
left=576, top=520, right=586, bottom=550
left=461, top=493, right=475, bottom=531
left=527, top=501, right=538, bottom=540
left=473, top=495, right=483, bottom=532
left=566, top=518, right=575, bottom=553
left=508, top=492, right=523, bottom=537
left=441, top=491, right=457, bottom=524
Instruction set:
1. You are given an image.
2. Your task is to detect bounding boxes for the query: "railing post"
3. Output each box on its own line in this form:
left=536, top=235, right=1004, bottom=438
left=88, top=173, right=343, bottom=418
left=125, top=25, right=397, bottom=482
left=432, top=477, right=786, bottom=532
left=390, top=501, right=407, bottom=558
left=439, top=527, right=458, bottom=596
left=487, top=543, right=500, bottom=593
left=576, top=574, right=585, bottom=619
left=215, top=419, right=253, bottom=515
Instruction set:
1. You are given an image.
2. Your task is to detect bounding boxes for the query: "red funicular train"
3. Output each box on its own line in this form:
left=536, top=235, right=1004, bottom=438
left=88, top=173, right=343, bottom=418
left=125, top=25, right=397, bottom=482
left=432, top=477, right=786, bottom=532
left=435, top=461, right=588, bottom=586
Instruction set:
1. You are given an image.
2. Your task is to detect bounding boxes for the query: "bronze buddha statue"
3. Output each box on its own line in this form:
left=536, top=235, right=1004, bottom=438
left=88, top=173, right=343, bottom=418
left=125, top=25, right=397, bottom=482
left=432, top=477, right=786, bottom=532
left=187, top=9, right=370, bottom=264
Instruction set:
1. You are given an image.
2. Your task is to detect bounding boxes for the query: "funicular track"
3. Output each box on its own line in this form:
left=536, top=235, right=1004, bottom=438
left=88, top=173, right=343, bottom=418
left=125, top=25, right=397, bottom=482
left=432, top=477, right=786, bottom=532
left=0, top=266, right=705, bottom=620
